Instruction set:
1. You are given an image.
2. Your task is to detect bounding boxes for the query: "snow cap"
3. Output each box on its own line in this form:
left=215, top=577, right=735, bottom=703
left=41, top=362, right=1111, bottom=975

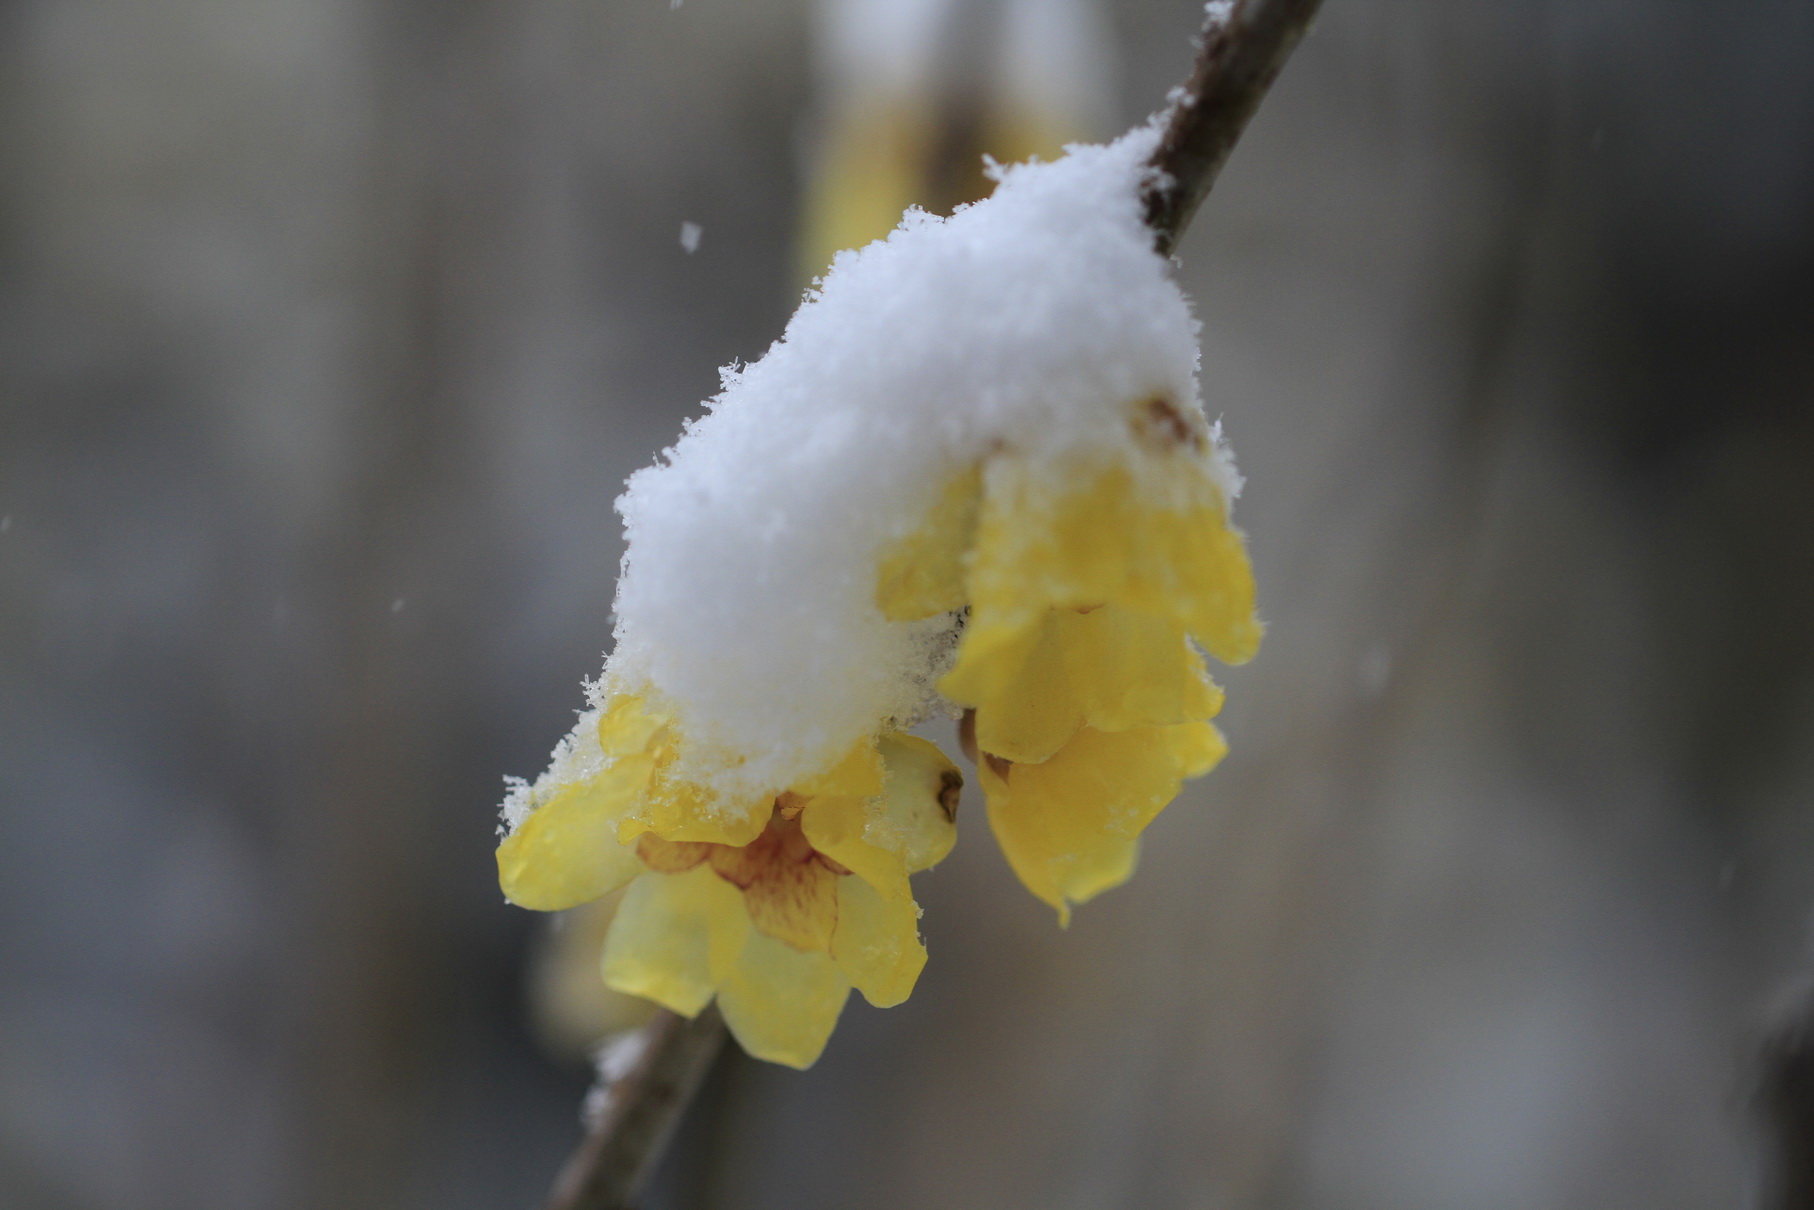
left=596, top=125, right=1231, bottom=804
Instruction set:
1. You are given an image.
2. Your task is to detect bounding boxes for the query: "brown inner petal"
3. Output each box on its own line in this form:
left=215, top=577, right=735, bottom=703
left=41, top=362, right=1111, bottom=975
left=634, top=800, right=851, bottom=952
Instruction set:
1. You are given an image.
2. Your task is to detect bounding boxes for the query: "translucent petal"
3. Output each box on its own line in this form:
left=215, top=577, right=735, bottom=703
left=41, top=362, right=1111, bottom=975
left=714, top=929, right=851, bottom=1069
left=799, top=794, right=911, bottom=899
left=982, top=721, right=1226, bottom=922
left=831, top=874, right=927, bottom=1008
left=633, top=833, right=710, bottom=874
left=873, top=733, right=960, bottom=873
left=602, top=866, right=744, bottom=1017
left=874, top=464, right=982, bottom=621
left=595, top=693, right=668, bottom=759
left=497, top=757, right=652, bottom=911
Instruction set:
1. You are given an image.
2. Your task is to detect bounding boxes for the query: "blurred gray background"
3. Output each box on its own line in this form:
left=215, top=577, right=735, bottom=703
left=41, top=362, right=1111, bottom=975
left=3, top=0, right=1813, bottom=1207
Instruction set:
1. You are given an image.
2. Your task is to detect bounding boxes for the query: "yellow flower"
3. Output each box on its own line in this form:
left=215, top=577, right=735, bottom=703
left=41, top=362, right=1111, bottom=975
left=879, top=393, right=1259, bottom=923
left=497, top=696, right=960, bottom=1068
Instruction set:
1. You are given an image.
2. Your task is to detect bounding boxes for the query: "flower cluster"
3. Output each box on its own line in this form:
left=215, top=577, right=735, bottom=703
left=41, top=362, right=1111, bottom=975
left=497, top=130, right=1259, bottom=1068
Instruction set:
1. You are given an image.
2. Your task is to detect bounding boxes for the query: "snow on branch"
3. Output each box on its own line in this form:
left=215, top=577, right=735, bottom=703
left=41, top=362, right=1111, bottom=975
left=1142, top=0, right=1325, bottom=257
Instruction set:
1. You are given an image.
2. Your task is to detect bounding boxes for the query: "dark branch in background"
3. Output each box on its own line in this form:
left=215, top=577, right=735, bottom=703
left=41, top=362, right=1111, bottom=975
left=534, top=5, right=1321, bottom=1207
left=1142, top=0, right=1325, bottom=258
left=1758, top=987, right=1814, bottom=1210
left=543, top=1007, right=726, bottom=1210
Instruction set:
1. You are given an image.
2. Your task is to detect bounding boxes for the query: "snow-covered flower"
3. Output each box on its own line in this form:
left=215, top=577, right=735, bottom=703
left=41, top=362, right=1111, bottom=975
left=497, top=127, right=1260, bottom=1065
left=885, top=392, right=1257, bottom=924
left=499, top=697, right=958, bottom=1067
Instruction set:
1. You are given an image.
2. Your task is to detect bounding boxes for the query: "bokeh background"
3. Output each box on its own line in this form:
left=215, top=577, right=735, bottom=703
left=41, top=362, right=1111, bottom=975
left=4, top=0, right=1814, bottom=1206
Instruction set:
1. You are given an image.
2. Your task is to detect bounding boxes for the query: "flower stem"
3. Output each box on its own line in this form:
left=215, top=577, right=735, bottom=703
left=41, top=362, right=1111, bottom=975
left=542, top=1008, right=727, bottom=1210
left=1142, top=0, right=1326, bottom=258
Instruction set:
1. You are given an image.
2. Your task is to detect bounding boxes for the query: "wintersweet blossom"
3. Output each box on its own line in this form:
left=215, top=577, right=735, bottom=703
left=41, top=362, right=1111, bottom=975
left=500, top=697, right=957, bottom=1067
left=882, top=396, right=1257, bottom=923
left=497, top=126, right=1260, bottom=1066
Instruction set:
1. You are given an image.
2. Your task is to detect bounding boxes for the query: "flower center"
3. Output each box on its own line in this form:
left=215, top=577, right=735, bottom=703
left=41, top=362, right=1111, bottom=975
left=634, top=799, right=851, bottom=952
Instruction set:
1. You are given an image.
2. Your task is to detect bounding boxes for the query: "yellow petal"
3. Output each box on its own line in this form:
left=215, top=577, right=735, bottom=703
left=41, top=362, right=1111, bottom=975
left=799, top=793, right=911, bottom=899
left=873, top=733, right=961, bottom=874
left=830, top=874, right=927, bottom=1008
left=596, top=693, right=668, bottom=759
left=874, top=464, right=983, bottom=621
left=982, top=721, right=1226, bottom=923
left=1063, top=606, right=1224, bottom=734
left=1134, top=493, right=1262, bottom=666
left=794, top=737, right=886, bottom=799
left=1169, top=716, right=1230, bottom=779
left=797, top=733, right=960, bottom=892
left=497, top=756, right=653, bottom=911
left=601, top=865, right=744, bottom=1017
left=946, top=609, right=1080, bottom=762
left=949, top=603, right=1224, bottom=764
left=961, top=457, right=1261, bottom=670
left=713, top=928, right=851, bottom=1069
left=633, top=832, right=710, bottom=874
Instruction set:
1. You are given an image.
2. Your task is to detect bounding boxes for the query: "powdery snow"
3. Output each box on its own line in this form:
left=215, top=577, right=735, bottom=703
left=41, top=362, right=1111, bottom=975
left=513, top=125, right=1241, bottom=819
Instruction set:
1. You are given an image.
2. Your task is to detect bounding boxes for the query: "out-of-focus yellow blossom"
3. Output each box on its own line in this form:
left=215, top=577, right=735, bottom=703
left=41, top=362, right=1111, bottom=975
left=879, top=394, right=1260, bottom=922
left=800, top=98, right=1077, bottom=281
left=498, top=696, right=960, bottom=1068
left=526, top=895, right=659, bottom=1061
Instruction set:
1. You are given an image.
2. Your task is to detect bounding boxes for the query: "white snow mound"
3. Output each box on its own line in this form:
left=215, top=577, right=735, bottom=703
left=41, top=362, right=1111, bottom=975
left=575, top=126, right=1234, bottom=806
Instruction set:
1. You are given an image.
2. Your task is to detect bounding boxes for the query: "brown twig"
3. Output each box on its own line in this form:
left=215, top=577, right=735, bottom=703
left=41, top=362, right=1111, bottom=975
left=532, top=6, right=1321, bottom=1206
left=1142, top=0, right=1326, bottom=257
left=543, top=1007, right=727, bottom=1210
left=1758, top=985, right=1814, bottom=1210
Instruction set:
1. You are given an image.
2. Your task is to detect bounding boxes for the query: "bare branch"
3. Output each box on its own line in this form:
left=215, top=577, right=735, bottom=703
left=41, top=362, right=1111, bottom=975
left=1758, top=986, right=1814, bottom=1210
left=1143, top=0, right=1325, bottom=257
left=543, top=1008, right=727, bottom=1210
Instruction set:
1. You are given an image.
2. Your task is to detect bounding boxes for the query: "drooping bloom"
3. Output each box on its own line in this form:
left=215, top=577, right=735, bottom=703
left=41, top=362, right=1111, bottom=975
left=499, top=697, right=959, bottom=1068
left=876, top=395, right=1257, bottom=922
left=497, top=126, right=1259, bottom=1065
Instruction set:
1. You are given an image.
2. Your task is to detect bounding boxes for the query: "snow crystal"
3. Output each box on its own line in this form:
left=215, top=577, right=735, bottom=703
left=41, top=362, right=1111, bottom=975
left=1204, top=0, right=1236, bottom=28
left=582, top=1027, right=656, bottom=1127
left=679, top=221, right=702, bottom=254
left=501, top=707, right=610, bottom=831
